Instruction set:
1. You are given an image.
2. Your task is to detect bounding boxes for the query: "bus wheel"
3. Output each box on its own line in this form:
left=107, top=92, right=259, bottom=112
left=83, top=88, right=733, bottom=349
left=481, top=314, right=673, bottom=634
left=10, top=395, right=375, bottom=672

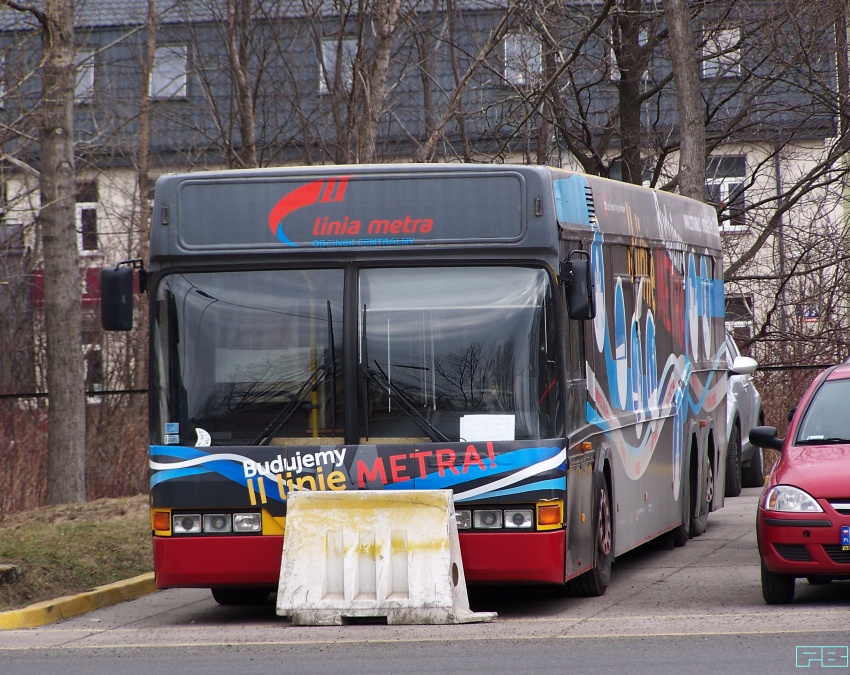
left=673, top=464, right=690, bottom=547
left=568, top=476, right=613, bottom=597
left=211, top=587, right=272, bottom=605
left=690, top=449, right=711, bottom=537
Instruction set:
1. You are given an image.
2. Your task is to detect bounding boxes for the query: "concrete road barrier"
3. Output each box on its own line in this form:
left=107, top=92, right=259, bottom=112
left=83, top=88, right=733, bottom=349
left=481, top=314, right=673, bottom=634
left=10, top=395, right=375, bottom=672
left=276, top=490, right=496, bottom=625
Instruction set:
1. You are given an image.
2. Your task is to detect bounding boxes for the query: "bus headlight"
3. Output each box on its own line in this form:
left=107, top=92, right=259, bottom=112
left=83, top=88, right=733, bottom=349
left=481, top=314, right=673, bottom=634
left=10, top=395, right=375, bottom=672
left=173, top=514, right=202, bottom=534
left=473, top=509, right=503, bottom=529
left=203, top=514, right=232, bottom=533
left=504, top=509, right=533, bottom=529
left=233, top=513, right=262, bottom=532
left=455, top=510, right=472, bottom=530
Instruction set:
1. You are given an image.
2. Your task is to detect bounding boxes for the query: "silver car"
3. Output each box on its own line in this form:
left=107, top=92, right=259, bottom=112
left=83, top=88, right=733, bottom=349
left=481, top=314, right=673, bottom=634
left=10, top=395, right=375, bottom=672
left=724, top=332, right=765, bottom=496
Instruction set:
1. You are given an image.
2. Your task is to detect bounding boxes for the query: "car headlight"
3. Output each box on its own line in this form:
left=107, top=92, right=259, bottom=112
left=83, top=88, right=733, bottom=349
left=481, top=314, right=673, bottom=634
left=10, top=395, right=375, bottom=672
left=764, top=485, right=823, bottom=513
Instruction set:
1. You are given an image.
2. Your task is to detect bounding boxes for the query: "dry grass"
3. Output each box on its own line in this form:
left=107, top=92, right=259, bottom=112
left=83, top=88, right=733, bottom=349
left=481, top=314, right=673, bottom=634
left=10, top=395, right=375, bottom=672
left=0, top=495, right=151, bottom=611
left=0, top=394, right=149, bottom=520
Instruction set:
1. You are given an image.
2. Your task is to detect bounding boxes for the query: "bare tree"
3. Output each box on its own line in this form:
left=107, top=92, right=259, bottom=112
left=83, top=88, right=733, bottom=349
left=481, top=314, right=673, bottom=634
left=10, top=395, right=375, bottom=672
left=34, top=0, right=86, bottom=504
left=663, top=0, right=704, bottom=199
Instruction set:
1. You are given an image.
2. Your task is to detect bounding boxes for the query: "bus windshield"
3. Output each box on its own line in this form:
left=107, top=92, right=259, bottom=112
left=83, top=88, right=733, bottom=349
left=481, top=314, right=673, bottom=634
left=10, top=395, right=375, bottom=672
left=359, top=267, right=558, bottom=443
left=151, top=266, right=559, bottom=447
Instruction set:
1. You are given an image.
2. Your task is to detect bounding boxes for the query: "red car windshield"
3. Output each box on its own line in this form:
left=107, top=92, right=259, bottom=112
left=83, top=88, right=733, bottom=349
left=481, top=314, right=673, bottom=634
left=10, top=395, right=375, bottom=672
left=795, top=378, right=850, bottom=444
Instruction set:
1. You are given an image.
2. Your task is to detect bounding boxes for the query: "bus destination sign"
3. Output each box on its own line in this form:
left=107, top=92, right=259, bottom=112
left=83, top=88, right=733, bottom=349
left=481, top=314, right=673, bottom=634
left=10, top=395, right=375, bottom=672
left=176, top=172, right=525, bottom=250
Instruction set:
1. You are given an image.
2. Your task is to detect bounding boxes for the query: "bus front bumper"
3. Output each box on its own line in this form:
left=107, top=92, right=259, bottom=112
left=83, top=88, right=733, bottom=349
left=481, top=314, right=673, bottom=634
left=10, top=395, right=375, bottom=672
left=153, top=529, right=567, bottom=589
left=153, top=535, right=284, bottom=589
left=459, top=529, right=566, bottom=584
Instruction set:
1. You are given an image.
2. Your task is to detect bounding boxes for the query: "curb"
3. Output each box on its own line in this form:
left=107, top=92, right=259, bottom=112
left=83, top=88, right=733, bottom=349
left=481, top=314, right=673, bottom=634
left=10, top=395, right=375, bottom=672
left=0, top=573, right=157, bottom=630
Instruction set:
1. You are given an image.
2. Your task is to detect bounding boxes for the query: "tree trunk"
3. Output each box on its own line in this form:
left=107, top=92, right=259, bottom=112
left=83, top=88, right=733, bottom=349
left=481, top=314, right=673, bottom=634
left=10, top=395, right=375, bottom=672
left=226, top=0, right=258, bottom=168
left=663, top=0, right=705, bottom=199
left=41, top=0, right=86, bottom=504
left=612, top=0, right=644, bottom=184
left=835, top=1, right=850, bottom=148
left=356, top=0, right=401, bottom=162
left=132, top=0, right=156, bottom=391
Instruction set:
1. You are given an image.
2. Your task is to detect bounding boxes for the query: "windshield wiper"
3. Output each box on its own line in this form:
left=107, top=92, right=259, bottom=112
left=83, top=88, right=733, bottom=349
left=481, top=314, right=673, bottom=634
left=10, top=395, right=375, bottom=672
left=799, top=437, right=850, bottom=445
left=251, top=364, right=330, bottom=446
left=362, top=360, right=450, bottom=443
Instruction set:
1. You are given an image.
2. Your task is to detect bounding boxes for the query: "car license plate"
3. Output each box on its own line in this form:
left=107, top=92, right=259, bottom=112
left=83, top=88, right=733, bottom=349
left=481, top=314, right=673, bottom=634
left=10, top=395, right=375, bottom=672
left=842, top=526, right=850, bottom=551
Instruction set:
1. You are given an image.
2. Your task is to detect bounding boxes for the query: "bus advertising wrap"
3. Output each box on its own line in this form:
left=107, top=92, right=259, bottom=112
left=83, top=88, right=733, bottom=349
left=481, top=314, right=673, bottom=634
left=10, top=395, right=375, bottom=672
left=149, top=440, right=566, bottom=514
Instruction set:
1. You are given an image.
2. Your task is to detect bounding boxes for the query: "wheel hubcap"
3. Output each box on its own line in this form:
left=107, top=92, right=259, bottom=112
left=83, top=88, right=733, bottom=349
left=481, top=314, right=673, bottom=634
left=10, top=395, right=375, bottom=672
left=598, top=488, right=612, bottom=556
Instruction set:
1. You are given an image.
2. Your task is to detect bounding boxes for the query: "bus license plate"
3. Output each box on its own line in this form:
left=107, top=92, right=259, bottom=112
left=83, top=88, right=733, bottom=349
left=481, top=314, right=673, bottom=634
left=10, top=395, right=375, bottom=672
left=842, top=526, right=850, bottom=551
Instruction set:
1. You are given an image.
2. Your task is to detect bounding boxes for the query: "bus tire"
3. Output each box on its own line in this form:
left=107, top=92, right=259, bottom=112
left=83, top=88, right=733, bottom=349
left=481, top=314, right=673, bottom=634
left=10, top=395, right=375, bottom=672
left=673, top=458, right=691, bottom=547
left=690, top=445, right=709, bottom=537
left=567, top=474, right=613, bottom=597
left=211, top=587, right=272, bottom=606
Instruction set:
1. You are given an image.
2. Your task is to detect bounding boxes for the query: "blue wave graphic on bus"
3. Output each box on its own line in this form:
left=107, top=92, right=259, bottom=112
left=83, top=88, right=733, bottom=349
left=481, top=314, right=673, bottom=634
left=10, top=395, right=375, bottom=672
left=150, top=446, right=249, bottom=489
left=467, top=478, right=566, bottom=502
left=150, top=444, right=566, bottom=503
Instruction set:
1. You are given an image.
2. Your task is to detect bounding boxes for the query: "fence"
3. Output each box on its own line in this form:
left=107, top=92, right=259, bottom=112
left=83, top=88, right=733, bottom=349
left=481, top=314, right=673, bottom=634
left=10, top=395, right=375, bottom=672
left=0, top=390, right=148, bottom=519
left=0, top=360, right=838, bottom=518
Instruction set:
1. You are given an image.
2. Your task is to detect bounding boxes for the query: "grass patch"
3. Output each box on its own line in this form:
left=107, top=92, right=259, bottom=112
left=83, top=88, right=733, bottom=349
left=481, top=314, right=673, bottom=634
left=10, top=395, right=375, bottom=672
left=0, top=495, right=151, bottom=611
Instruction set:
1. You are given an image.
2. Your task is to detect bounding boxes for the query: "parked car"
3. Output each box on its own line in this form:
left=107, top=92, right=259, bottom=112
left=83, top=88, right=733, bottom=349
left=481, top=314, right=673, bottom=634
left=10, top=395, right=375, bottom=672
left=749, top=363, right=850, bottom=604
left=724, top=332, right=764, bottom=497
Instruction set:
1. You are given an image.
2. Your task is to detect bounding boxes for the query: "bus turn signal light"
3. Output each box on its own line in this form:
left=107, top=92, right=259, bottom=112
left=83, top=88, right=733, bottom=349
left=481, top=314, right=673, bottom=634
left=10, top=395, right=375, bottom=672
left=537, top=502, right=563, bottom=529
left=152, top=511, right=171, bottom=532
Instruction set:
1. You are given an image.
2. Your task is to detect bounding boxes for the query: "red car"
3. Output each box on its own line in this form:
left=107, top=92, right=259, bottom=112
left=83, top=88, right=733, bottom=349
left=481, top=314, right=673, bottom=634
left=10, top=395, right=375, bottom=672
left=749, top=363, right=850, bottom=604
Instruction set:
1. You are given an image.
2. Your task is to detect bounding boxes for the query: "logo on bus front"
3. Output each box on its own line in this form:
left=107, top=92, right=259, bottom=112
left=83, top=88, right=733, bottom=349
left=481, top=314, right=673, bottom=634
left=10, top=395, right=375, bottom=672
left=267, top=176, right=434, bottom=248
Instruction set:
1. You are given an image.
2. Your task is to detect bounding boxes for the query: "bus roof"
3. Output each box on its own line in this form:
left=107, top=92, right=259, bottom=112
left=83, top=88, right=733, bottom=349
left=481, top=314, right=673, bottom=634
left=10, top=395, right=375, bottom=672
left=150, top=164, right=720, bottom=258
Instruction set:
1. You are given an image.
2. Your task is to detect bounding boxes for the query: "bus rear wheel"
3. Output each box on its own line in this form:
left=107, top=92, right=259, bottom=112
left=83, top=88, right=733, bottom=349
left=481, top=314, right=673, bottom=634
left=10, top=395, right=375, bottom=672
left=690, top=447, right=710, bottom=538
left=673, top=462, right=691, bottom=547
left=567, top=477, right=612, bottom=597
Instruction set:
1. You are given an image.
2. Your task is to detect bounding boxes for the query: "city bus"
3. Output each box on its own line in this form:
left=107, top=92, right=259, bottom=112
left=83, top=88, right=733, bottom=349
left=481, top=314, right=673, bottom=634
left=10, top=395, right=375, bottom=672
left=101, top=164, right=728, bottom=605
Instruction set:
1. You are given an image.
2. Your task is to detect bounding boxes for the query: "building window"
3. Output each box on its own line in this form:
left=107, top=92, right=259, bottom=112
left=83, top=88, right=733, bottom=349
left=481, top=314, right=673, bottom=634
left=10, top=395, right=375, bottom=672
left=504, top=34, right=541, bottom=87
left=150, top=45, right=188, bottom=99
left=725, top=294, right=753, bottom=344
left=702, top=27, right=741, bottom=79
left=726, top=294, right=753, bottom=323
left=76, top=181, right=98, bottom=252
left=320, top=37, right=356, bottom=95
left=706, top=156, right=746, bottom=232
left=75, top=49, right=95, bottom=104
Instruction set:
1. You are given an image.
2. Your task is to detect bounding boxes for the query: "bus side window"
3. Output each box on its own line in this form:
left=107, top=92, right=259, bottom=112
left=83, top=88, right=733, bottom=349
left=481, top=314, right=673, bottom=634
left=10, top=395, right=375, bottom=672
left=561, top=239, right=586, bottom=381
left=562, top=240, right=588, bottom=433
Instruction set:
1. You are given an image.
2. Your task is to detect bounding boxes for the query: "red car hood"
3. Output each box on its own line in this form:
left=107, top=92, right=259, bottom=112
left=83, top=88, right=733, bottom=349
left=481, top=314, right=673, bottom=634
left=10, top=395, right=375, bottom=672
left=777, top=444, right=850, bottom=498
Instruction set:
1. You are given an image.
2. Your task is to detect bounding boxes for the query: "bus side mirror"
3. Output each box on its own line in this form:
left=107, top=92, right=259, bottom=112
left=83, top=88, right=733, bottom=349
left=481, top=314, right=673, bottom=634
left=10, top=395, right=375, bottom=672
left=101, top=260, right=146, bottom=331
left=562, top=250, right=595, bottom=320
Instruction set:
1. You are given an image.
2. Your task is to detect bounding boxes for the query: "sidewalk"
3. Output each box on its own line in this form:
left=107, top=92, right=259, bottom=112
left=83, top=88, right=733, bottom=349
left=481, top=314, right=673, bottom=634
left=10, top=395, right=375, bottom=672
left=0, top=573, right=156, bottom=629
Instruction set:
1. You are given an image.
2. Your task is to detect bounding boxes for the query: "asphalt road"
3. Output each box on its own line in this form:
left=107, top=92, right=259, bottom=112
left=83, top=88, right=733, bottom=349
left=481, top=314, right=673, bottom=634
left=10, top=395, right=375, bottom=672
left=1, top=487, right=849, bottom=674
